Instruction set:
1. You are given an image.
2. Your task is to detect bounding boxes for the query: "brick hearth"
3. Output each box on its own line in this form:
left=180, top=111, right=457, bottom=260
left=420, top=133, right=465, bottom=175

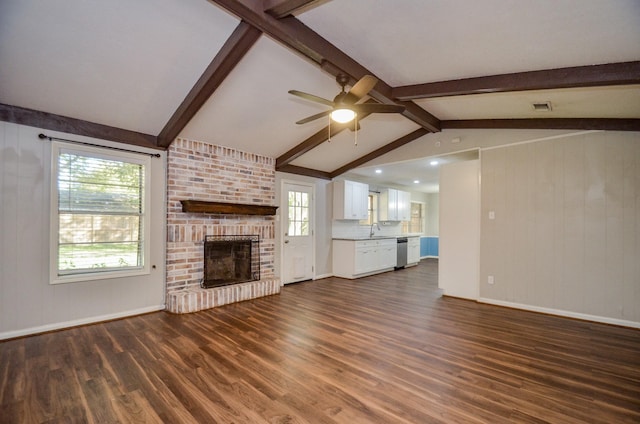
left=166, top=278, right=281, bottom=314
left=165, top=138, right=280, bottom=314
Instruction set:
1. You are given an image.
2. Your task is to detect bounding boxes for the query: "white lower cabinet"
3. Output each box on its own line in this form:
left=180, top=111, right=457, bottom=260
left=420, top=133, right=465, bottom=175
left=378, top=241, right=397, bottom=269
left=333, top=239, right=398, bottom=279
left=407, top=236, right=420, bottom=265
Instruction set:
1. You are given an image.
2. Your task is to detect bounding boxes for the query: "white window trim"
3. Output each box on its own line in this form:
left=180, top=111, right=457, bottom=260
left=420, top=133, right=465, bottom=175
left=50, top=141, right=151, bottom=284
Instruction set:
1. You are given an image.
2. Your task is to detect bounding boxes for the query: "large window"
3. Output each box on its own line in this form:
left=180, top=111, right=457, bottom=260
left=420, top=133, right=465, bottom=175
left=403, top=201, right=424, bottom=234
left=51, top=142, right=150, bottom=283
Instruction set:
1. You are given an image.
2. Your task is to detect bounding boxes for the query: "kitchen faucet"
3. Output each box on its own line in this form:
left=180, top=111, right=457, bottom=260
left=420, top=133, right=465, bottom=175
left=370, top=222, right=380, bottom=237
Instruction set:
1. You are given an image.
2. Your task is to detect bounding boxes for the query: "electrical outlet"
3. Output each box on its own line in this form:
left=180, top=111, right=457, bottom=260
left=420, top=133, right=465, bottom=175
left=488, top=275, right=494, bottom=285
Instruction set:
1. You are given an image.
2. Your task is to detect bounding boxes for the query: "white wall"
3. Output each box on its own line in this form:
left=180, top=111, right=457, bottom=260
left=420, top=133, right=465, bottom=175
left=438, top=160, right=480, bottom=300
left=480, top=131, right=640, bottom=326
left=275, top=172, right=333, bottom=279
left=425, top=193, right=439, bottom=236
left=0, top=122, right=166, bottom=339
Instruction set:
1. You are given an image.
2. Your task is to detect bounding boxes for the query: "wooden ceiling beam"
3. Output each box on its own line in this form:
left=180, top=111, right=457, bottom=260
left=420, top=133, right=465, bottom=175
left=277, top=164, right=332, bottom=179
left=329, top=128, right=429, bottom=178
left=317, top=60, right=440, bottom=132
left=263, top=0, right=326, bottom=19
left=441, top=118, right=640, bottom=132
left=393, top=61, right=640, bottom=100
left=208, top=0, right=440, bottom=132
left=157, top=21, right=261, bottom=148
left=0, top=103, right=159, bottom=149
left=282, top=18, right=441, bottom=132
left=275, top=121, right=359, bottom=169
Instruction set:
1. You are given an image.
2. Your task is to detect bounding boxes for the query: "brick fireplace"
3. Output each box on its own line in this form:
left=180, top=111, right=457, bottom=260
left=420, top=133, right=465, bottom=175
left=165, top=138, right=280, bottom=314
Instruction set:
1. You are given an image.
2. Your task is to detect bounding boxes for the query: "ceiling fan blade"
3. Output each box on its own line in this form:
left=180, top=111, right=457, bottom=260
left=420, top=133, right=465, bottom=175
left=348, top=75, right=378, bottom=99
left=354, top=103, right=405, bottom=114
left=288, top=90, right=334, bottom=107
left=295, top=110, right=332, bottom=125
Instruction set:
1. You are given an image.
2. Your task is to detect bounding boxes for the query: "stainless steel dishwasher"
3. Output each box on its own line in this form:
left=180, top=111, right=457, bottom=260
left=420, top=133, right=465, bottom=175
left=396, top=237, right=408, bottom=269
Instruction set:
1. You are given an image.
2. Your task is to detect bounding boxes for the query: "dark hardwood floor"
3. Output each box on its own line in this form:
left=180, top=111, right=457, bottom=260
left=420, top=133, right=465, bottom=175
left=1, top=259, right=639, bottom=423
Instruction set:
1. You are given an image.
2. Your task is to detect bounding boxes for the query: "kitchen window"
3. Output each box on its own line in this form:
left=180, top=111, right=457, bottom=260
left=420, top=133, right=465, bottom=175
left=50, top=142, right=150, bottom=283
left=403, top=201, right=424, bottom=234
left=363, top=193, right=378, bottom=225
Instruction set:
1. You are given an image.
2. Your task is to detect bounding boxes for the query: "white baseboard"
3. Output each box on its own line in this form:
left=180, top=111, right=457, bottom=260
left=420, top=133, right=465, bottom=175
left=477, top=298, right=640, bottom=329
left=314, top=273, right=333, bottom=280
left=0, top=304, right=166, bottom=340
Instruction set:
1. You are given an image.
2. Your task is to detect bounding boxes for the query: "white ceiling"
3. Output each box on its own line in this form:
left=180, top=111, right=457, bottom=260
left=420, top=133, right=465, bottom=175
left=345, top=149, right=480, bottom=193
left=298, top=0, right=640, bottom=85
left=1, top=0, right=638, bottom=192
left=416, top=85, right=640, bottom=120
left=0, top=0, right=239, bottom=134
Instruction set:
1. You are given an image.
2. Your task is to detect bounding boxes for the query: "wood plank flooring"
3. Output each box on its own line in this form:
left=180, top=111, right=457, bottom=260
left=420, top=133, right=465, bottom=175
left=1, top=259, right=639, bottom=423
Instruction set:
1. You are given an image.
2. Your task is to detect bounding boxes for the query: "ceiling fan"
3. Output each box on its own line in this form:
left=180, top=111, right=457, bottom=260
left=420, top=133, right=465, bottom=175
left=289, top=74, right=405, bottom=125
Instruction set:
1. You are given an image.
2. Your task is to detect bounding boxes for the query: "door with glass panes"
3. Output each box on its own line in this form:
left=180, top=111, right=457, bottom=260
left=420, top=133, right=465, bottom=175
left=282, top=182, right=314, bottom=284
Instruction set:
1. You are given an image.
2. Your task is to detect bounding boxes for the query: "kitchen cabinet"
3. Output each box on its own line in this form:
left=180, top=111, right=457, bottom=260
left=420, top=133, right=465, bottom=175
left=407, top=236, right=420, bottom=265
left=379, top=188, right=410, bottom=221
left=354, top=240, right=376, bottom=275
left=333, top=238, right=397, bottom=278
left=377, top=239, right=398, bottom=269
left=379, top=188, right=397, bottom=221
left=397, top=190, right=411, bottom=222
left=333, top=180, right=369, bottom=220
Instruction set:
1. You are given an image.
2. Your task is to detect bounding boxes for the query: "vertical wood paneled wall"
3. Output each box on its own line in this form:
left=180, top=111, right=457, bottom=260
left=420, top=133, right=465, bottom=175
left=480, top=131, right=640, bottom=325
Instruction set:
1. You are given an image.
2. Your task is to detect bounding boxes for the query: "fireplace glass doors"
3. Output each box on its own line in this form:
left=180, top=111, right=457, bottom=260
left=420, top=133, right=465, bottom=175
left=203, top=235, right=260, bottom=288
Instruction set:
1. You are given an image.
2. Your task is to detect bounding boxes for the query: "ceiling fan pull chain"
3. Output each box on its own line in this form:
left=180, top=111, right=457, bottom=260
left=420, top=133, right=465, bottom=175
left=354, top=114, right=358, bottom=146
left=328, top=115, right=331, bottom=142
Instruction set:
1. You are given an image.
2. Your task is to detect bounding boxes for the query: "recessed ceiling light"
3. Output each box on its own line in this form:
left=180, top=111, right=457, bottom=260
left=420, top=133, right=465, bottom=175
left=375, top=169, right=382, bottom=174
left=430, top=160, right=439, bottom=166
left=413, top=180, right=420, bottom=184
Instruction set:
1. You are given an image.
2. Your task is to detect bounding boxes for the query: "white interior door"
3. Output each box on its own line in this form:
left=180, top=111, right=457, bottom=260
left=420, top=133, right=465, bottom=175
left=282, top=182, right=314, bottom=284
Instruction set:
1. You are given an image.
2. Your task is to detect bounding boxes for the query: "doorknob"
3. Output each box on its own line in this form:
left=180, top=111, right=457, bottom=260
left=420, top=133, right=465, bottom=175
left=284, top=240, right=290, bottom=244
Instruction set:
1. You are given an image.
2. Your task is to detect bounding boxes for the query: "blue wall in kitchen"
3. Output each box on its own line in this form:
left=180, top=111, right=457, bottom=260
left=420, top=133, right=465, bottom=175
left=420, top=237, right=439, bottom=257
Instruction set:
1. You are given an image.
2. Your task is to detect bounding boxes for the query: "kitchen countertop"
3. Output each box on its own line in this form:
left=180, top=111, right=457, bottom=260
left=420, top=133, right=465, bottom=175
left=332, top=236, right=398, bottom=241
left=332, top=234, right=422, bottom=241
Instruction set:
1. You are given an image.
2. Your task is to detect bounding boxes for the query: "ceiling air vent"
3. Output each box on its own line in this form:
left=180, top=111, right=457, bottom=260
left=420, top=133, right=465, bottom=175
left=532, top=101, right=552, bottom=112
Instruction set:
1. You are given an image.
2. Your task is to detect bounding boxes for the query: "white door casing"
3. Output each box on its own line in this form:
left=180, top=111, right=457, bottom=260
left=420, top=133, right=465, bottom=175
left=282, top=181, right=315, bottom=284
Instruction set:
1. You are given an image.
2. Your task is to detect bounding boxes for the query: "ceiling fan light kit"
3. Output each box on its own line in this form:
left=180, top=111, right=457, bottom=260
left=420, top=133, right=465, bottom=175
left=289, top=73, right=405, bottom=129
left=330, top=108, right=356, bottom=123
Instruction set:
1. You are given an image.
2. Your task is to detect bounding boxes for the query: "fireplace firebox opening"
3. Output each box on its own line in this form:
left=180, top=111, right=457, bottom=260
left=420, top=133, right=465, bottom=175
left=203, top=235, right=260, bottom=289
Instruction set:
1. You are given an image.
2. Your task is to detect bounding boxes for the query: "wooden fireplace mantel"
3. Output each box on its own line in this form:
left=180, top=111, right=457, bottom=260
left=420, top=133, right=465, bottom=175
left=180, top=200, right=278, bottom=216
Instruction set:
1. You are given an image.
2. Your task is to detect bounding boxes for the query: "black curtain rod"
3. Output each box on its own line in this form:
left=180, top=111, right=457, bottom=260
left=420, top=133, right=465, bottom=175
left=38, top=133, right=162, bottom=158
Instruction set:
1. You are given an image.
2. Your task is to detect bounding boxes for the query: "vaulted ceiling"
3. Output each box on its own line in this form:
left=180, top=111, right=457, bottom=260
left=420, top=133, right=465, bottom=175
left=1, top=0, right=639, bottom=183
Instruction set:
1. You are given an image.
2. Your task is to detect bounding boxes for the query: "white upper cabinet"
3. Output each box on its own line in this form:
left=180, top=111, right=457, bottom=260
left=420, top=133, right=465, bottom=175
left=379, top=188, right=410, bottom=222
left=333, top=180, right=369, bottom=220
left=379, top=188, right=398, bottom=221
left=397, top=190, right=411, bottom=222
